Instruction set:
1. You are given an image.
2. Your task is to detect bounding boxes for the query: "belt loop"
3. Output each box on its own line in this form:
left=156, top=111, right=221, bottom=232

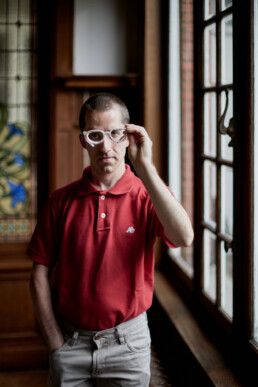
left=70, top=330, right=79, bottom=346
left=116, top=326, right=125, bottom=345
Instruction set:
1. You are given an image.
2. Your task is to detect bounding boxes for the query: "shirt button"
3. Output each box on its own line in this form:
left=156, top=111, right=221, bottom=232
left=101, top=195, right=105, bottom=200
left=95, top=334, right=101, bottom=340
left=101, top=213, right=106, bottom=219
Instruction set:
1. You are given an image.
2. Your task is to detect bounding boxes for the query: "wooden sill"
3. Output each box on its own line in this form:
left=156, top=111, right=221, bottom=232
left=58, top=74, right=140, bottom=89
left=154, top=269, right=243, bottom=387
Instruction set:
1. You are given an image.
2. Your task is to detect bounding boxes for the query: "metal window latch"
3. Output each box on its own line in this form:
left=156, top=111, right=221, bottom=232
left=224, top=240, right=232, bottom=253
left=224, top=239, right=237, bottom=254
left=218, top=89, right=237, bottom=147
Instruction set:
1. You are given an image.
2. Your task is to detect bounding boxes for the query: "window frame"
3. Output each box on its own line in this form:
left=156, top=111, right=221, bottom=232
left=198, top=1, right=234, bottom=329
left=162, top=0, right=258, bottom=370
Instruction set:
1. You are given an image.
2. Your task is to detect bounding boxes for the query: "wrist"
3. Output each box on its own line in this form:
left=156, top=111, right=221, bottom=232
left=135, top=161, right=157, bottom=181
left=47, top=332, right=64, bottom=353
left=49, top=338, right=64, bottom=353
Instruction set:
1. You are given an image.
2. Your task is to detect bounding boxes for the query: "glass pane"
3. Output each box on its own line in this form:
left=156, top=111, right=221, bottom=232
left=221, top=166, right=233, bottom=236
left=19, top=25, right=31, bottom=50
left=169, top=0, right=181, bottom=201
left=0, top=52, right=5, bottom=76
left=0, top=120, right=30, bottom=215
left=220, top=90, right=233, bottom=161
left=203, top=229, right=217, bottom=301
left=6, top=52, right=18, bottom=76
left=19, top=106, right=30, bottom=123
left=6, top=25, right=18, bottom=50
left=7, top=0, right=18, bottom=23
left=20, top=0, right=31, bottom=23
left=221, top=0, right=232, bottom=11
left=0, top=0, right=37, bottom=242
left=0, top=0, right=7, bottom=23
left=0, top=25, right=6, bottom=50
left=204, top=92, right=216, bottom=156
left=7, top=106, right=18, bottom=122
left=204, top=23, right=216, bottom=86
left=19, top=52, right=31, bottom=76
left=6, top=79, right=17, bottom=104
left=221, top=15, right=233, bottom=85
left=17, top=79, right=30, bottom=104
left=253, top=0, right=258, bottom=345
left=204, top=0, right=216, bottom=20
left=203, top=160, right=217, bottom=227
left=220, top=242, right=233, bottom=318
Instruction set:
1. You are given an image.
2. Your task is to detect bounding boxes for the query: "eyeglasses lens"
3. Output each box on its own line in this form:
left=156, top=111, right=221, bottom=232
left=87, top=129, right=127, bottom=144
left=88, top=131, right=104, bottom=142
left=110, top=129, right=127, bottom=142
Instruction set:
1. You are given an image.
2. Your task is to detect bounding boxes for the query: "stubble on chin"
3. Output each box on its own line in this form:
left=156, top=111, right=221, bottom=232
left=102, top=165, right=114, bottom=174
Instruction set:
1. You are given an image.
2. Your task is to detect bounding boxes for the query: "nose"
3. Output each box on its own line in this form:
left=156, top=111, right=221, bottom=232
left=99, top=133, right=112, bottom=152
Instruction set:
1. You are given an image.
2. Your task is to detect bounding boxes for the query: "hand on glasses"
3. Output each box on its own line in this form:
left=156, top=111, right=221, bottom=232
left=83, top=128, right=127, bottom=147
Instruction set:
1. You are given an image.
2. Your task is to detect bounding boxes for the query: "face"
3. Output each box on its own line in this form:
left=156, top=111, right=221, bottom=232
left=79, top=107, right=129, bottom=178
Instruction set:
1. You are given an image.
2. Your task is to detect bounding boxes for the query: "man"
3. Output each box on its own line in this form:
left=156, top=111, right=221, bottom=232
left=28, top=93, right=193, bottom=386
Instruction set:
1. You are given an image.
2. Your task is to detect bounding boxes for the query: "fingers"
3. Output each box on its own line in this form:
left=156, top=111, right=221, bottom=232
left=126, top=123, right=153, bottom=169
left=125, top=124, right=151, bottom=145
left=125, top=124, right=148, bottom=136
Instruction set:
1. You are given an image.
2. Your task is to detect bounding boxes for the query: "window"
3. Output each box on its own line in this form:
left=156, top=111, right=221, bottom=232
left=166, top=0, right=258, bottom=370
left=201, top=1, right=234, bottom=319
left=168, top=0, right=194, bottom=277
left=0, top=0, right=37, bottom=242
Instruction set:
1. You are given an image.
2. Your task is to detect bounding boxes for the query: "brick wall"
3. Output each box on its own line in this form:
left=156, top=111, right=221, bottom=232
left=181, top=0, right=194, bottom=263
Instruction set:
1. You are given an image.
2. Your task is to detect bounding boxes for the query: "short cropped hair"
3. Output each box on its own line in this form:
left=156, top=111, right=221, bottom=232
left=79, top=93, right=130, bottom=132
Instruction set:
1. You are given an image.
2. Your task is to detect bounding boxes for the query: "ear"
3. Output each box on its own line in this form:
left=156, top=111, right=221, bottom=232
left=125, top=136, right=130, bottom=148
left=79, top=133, right=87, bottom=149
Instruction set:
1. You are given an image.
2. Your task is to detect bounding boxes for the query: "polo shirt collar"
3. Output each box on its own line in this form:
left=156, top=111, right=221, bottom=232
left=77, top=164, right=133, bottom=196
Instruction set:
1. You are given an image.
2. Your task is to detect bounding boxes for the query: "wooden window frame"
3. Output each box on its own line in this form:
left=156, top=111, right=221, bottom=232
left=159, top=0, right=258, bottom=376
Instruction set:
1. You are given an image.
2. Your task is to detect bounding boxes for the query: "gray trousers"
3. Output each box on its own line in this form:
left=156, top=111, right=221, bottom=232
left=48, top=312, right=151, bottom=386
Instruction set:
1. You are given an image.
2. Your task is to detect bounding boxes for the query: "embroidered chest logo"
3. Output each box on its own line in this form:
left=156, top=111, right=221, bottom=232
left=126, top=226, right=135, bottom=234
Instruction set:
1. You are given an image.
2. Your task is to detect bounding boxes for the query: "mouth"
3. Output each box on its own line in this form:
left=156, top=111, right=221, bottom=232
left=98, top=156, right=114, bottom=163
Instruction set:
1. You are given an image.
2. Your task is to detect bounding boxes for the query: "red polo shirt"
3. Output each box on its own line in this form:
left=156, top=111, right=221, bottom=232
left=27, top=165, right=175, bottom=330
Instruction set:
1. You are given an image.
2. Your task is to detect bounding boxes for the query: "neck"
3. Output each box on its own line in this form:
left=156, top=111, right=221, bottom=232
left=90, top=165, right=126, bottom=191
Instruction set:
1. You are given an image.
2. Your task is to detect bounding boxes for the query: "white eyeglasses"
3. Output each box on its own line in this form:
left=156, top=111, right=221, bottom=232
left=83, top=128, right=127, bottom=147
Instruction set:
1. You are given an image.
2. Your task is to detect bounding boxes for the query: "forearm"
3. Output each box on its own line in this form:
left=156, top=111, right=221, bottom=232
left=126, top=123, right=193, bottom=246
left=29, top=263, right=64, bottom=352
left=136, top=162, right=194, bottom=247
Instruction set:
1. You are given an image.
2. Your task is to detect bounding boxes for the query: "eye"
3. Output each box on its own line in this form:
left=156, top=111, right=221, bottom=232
left=88, top=131, right=103, bottom=141
left=111, top=129, right=127, bottom=141
left=111, top=129, right=120, bottom=138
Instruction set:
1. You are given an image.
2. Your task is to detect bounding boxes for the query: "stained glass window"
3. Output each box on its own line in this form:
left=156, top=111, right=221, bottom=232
left=0, top=0, right=37, bottom=242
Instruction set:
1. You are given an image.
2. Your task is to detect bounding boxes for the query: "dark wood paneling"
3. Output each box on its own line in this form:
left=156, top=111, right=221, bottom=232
left=49, top=87, right=84, bottom=192
left=0, top=244, right=48, bottom=370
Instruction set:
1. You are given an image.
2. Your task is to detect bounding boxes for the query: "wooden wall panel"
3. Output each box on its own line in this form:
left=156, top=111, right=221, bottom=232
left=52, top=0, right=74, bottom=77
left=0, top=244, right=48, bottom=370
left=0, top=337, right=48, bottom=371
left=0, top=271, right=34, bottom=334
left=49, top=88, right=84, bottom=192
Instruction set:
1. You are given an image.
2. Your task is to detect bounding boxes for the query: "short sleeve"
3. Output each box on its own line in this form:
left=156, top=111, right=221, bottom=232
left=26, top=197, right=60, bottom=268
